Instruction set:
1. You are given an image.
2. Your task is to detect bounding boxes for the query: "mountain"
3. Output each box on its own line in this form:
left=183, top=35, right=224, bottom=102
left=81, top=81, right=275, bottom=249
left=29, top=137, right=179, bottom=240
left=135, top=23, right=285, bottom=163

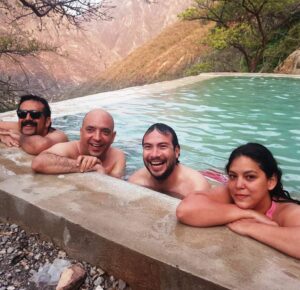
left=0, top=0, right=193, bottom=101
left=84, top=20, right=211, bottom=94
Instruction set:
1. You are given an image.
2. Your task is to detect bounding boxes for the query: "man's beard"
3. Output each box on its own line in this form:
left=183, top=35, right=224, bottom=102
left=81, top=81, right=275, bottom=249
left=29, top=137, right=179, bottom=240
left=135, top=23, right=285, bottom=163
left=145, top=159, right=177, bottom=181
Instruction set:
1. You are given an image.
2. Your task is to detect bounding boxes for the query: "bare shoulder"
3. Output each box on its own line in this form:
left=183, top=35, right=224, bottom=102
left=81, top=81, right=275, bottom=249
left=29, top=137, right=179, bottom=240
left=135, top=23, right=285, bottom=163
left=180, top=165, right=211, bottom=187
left=181, top=165, right=205, bottom=178
left=185, top=166, right=207, bottom=180
left=275, top=202, right=300, bottom=226
left=44, top=140, right=80, bottom=158
left=47, top=128, right=68, bottom=142
left=110, top=147, right=125, bottom=159
left=108, top=147, right=126, bottom=170
left=128, top=168, right=149, bottom=185
left=193, top=185, right=232, bottom=204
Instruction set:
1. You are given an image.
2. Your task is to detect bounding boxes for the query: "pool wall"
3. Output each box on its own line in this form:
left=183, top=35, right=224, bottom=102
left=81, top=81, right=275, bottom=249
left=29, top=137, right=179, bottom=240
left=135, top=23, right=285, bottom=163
left=1, top=74, right=300, bottom=289
left=1, top=144, right=300, bottom=290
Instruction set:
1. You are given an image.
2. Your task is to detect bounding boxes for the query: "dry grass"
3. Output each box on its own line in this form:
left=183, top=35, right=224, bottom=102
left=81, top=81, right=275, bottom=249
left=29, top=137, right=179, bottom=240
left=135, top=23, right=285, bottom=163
left=90, top=20, right=212, bottom=92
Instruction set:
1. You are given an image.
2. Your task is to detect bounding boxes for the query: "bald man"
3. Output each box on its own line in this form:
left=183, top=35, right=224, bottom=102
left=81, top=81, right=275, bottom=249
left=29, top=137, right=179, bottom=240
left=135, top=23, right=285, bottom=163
left=32, top=109, right=126, bottom=178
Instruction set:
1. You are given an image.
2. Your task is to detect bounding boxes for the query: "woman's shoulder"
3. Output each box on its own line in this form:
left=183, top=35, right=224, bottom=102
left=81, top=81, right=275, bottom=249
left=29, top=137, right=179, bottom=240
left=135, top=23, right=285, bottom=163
left=274, top=202, right=300, bottom=226
left=275, top=201, right=300, bottom=212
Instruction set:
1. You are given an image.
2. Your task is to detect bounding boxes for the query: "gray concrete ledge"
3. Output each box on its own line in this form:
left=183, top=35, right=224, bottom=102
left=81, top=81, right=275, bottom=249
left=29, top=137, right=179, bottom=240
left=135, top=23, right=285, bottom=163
left=1, top=145, right=300, bottom=290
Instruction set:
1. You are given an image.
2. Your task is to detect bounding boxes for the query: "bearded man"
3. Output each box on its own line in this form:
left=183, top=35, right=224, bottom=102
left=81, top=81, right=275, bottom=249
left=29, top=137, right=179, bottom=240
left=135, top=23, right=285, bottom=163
left=129, top=123, right=210, bottom=199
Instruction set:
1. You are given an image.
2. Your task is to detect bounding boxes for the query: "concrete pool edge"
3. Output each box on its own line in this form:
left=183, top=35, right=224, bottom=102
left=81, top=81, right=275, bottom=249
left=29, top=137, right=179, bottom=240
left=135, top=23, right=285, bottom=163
left=1, top=146, right=300, bottom=290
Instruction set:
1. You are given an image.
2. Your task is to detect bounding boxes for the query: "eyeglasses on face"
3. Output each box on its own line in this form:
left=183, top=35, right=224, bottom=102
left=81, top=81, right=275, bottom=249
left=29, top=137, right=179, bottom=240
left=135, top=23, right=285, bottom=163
left=17, top=110, right=44, bottom=119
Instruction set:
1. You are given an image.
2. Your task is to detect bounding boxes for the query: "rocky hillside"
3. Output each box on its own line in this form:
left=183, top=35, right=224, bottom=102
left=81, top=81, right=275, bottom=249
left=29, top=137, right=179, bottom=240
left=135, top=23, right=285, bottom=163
left=83, top=20, right=212, bottom=93
left=275, top=49, right=300, bottom=74
left=0, top=0, right=193, bottom=102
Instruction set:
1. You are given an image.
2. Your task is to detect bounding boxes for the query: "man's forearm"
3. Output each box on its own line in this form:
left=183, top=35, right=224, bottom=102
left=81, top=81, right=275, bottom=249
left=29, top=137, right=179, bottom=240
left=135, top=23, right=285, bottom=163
left=32, top=152, right=81, bottom=174
left=0, top=121, right=18, bottom=131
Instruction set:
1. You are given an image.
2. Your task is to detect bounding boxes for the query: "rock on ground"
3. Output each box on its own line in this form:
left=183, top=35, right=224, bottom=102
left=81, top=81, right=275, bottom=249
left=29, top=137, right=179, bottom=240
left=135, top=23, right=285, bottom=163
left=0, top=223, right=131, bottom=290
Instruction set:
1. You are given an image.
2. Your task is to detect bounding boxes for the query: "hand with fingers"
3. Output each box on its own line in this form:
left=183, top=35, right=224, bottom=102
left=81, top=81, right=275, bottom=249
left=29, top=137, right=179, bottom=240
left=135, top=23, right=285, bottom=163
left=248, top=210, right=279, bottom=226
left=0, top=134, right=20, bottom=147
left=7, top=130, right=21, bottom=141
left=227, top=214, right=279, bottom=237
left=76, top=155, right=101, bottom=173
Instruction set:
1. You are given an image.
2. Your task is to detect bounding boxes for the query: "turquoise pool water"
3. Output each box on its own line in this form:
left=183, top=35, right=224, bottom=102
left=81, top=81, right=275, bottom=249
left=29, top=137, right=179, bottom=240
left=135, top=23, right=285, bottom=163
left=55, top=76, right=300, bottom=197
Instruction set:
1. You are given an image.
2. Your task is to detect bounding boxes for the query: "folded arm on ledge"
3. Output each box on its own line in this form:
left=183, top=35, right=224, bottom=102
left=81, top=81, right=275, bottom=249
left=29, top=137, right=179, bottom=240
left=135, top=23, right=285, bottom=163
left=32, top=140, right=126, bottom=178
left=176, top=187, right=300, bottom=259
left=20, top=130, right=68, bottom=155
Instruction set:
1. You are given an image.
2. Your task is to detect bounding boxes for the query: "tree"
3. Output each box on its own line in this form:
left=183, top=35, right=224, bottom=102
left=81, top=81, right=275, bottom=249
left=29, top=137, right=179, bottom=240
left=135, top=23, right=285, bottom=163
left=0, top=0, right=116, bottom=111
left=181, top=0, right=300, bottom=72
left=2, top=0, right=114, bottom=25
left=0, top=23, right=58, bottom=111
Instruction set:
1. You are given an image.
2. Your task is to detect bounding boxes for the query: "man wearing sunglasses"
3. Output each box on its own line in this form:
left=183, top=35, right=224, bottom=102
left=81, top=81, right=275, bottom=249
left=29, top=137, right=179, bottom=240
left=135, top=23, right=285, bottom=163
left=32, top=109, right=126, bottom=179
left=0, top=94, right=68, bottom=155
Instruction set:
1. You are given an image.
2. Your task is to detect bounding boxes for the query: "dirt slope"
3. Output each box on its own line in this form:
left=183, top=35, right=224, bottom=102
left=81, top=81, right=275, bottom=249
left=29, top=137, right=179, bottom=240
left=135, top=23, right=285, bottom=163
left=86, top=20, right=212, bottom=93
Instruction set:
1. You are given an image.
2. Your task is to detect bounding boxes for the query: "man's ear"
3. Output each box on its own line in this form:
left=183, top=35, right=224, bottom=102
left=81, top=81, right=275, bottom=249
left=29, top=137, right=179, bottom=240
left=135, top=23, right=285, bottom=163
left=175, top=145, right=180, bottom=160
left=268, top=174, right=278, bottom=191
left=45, top=117, right=51, bottom=130
left=111, top=131, right=116, bottom=143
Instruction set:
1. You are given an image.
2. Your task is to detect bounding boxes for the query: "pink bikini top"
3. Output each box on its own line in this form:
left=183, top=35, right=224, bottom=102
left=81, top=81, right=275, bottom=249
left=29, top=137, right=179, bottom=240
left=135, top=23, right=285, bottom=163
left=265, top=201, right=276, bottom=219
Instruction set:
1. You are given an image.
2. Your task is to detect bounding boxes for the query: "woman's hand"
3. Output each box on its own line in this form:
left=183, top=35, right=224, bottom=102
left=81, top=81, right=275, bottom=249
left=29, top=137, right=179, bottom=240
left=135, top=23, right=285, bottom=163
left=227, top=217, right=278, bottom=236
left=247, top=210, right=279, bottom=226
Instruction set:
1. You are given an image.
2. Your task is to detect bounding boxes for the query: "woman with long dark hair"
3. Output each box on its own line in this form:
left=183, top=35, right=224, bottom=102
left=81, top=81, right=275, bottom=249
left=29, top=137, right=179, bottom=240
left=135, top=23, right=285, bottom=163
left=176, top=143, right=300, bottom=259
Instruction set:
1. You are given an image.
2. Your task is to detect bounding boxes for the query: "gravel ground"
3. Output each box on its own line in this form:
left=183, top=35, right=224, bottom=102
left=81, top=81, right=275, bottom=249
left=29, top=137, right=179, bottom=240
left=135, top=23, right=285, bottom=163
left=0, top=223, right=131, bottom=290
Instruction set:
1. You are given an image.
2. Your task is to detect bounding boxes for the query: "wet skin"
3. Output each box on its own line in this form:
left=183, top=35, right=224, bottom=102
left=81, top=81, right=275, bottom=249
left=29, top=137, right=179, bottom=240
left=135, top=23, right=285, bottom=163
left=142, top=130, right=179, bottom=180
left=227, top=156, right=276, bottom=214
left=79, top=110, right=116, bottom=159
left=18, top=100, right=50, bottom=136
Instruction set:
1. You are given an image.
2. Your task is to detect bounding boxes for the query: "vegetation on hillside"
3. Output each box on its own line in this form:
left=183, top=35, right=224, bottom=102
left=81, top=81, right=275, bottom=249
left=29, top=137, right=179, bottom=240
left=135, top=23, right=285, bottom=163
left=86, top=20, right=212, bottom=93
left=181, top=0, right=300, bottom=73
left=0, top=0, right=114, bottom=111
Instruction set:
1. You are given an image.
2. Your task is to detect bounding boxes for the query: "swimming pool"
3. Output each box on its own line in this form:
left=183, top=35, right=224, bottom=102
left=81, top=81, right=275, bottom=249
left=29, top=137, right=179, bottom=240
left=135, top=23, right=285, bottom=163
left=54, top=76, right=300, bottom=197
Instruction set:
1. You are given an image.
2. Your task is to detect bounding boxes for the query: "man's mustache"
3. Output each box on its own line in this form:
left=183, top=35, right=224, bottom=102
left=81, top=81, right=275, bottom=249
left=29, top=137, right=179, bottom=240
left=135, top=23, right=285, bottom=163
left=21, top=120, right=37, bottom=128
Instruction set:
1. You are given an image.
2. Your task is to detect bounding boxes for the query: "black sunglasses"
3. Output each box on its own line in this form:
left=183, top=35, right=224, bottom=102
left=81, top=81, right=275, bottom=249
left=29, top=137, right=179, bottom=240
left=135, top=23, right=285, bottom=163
left=17, top=110, right=44, bottom=119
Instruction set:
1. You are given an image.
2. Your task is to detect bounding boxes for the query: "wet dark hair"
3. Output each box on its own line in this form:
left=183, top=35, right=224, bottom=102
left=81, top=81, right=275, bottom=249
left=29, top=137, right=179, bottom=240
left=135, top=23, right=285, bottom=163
left=17, top=94, right=51, bottom=118
left=142, top=123, right=180, bottom=164
left=226, top=143, right=300, bottom=204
